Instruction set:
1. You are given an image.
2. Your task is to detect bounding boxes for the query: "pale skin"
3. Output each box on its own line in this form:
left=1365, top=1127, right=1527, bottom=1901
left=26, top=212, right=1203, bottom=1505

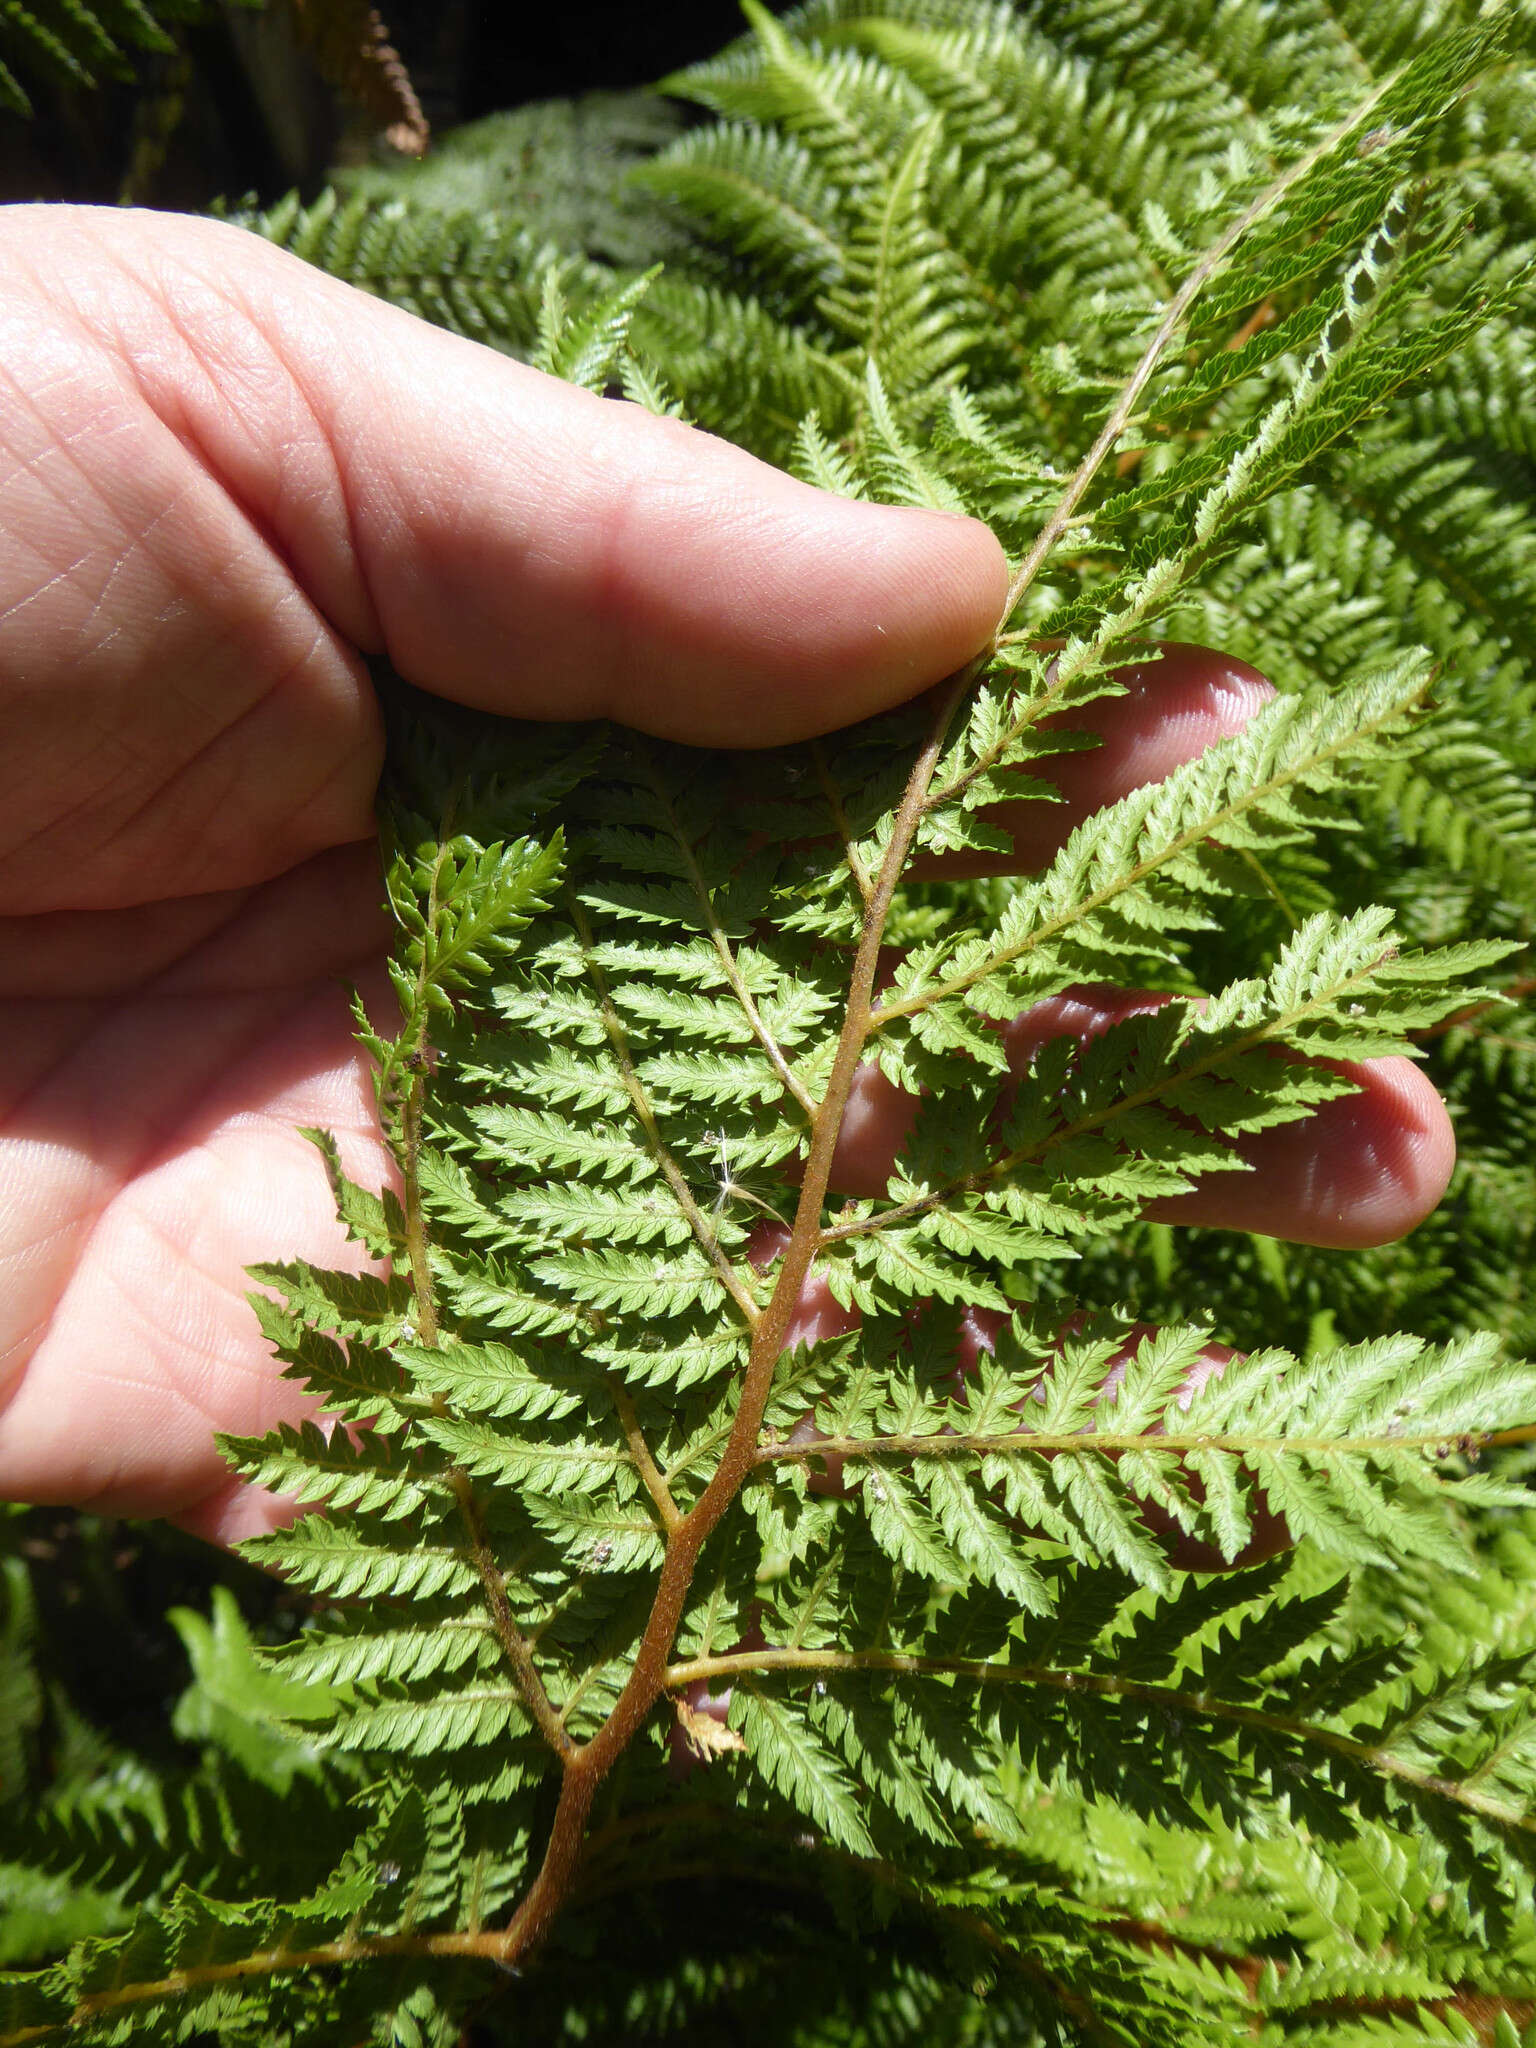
left=0, top=207, right=1455, bottom=1547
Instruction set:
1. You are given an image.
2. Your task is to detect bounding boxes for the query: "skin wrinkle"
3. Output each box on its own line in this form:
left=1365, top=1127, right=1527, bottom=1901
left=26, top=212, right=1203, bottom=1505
left=0, top=341, right=89, bottom=426
left=117, top=251, right=381, bottom=654
left=10, top=623, right=373, bottom=910
left=0, top=1006, right=103, bottom=1119
left=151, top=668, right=376, bottom=901
left=0, top=324, right=165, bottom=577
left=0, top=314, right=125, bottom=470
left=583, top=456, right=697, bottom=728
left=0, top=848, right=383, bottom=1020
left=0, top=417, right=181, bottom=615
left=70, top=622, right=352, bottom=886
left=27, top=1125, right=371, bottom=1479
left=25, top=1276, right=220, bottom=1504
left=0, top=891, right=260, bottom=1000
left=13, top=663, right=258, bottom=896
left=322, top=299, right=520, bottom=668
left=0, top=1194, right=100, bottom=1382
left=93, top=213, right=447, bottom=668
left=107, top=516, right=345, bottom=755
left=174, top=232, right=388, bottom=650
left=0, top=1310, right=56, bottom=1386
left=153, top=853, right=387, bottom=994
left=66, top=492, right=178, bottom=661
left=26, top=500, right=228, bottom=830
left=0, top=266, right=378, bottom=909
left=0, top=471, right=128, bottom=668
left=357, top=404, right=561, bottom=711
left=100, top=1183, right=286, bottom=1387
left=0, top=1188, right=102, bottom=1385
left=0, top=541, right=96, bottom=639
left=4, top=713, right=145, bottom=875
left=0, top=1160, right=102, bottom=1256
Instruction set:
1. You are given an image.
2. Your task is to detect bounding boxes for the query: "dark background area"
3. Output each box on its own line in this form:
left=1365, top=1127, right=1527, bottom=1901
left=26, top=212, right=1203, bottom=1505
left=0, top=1, right=793, bottom=208
left=459, top=2, right=774, bottom=108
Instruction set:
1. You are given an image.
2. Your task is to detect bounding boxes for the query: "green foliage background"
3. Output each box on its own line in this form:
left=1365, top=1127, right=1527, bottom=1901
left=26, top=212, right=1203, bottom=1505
left=5, top=2, right=1536, bottom=2043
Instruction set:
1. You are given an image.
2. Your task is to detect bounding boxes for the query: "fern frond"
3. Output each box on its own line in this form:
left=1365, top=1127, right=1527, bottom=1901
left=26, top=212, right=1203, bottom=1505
left=12, top=5, right=1536, bottom=2045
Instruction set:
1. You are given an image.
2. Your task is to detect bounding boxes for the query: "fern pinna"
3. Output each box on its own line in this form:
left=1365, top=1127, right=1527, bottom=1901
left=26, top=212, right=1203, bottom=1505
left=6, top=5, right=1536, bottom=2045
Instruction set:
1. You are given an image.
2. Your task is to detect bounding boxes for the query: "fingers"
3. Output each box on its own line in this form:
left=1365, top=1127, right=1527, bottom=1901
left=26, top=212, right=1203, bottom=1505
left=1003, top=989, right=1455, bottom=1247
left=2, top=206, right=1008, bottom=757
left=847, top=644, right=1454, bottom=1244
left=1147, top=1051, right=1455, bottom=1248
left=822, top=986, right=1454, bottom=1248
left=1010, top=643, right=1272, bottom=868
left=909, top=643, right=1274, bottom=880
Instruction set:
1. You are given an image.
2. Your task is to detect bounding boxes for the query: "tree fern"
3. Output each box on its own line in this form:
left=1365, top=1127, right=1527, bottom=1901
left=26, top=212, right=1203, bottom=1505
left=7, top=4, right=1536, bottom=2044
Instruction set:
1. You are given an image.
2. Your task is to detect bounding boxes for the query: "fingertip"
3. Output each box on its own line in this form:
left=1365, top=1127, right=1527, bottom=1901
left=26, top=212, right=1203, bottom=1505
left=1156, top=1053, right=1456, bottom=1248
left=875, top=502, right=1012, bottom=672
left=616, top=483, right=1010, bottom=747
left=339, top=347, right=1013, bottom=748
left=826, top=995, right=1456, bottom=1253
left=1299, top=1054, right=1456, bottom=1247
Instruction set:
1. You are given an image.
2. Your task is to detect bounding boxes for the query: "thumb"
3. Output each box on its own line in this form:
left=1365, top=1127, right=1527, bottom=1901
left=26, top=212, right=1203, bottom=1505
left=21, top=206, right=1009, bottom=749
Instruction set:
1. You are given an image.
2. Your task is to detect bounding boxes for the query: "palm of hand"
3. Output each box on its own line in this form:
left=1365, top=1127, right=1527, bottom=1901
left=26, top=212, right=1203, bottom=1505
left=1, top=846, right=392, bottom=1539
left=0, top=216, right=402, bottom=1535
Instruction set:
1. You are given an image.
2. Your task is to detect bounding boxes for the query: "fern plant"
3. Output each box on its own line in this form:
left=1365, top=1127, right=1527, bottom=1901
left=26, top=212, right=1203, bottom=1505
left=6, top=4, right=1536, bottom=2044
left=0, top=0, right=209, bottom=118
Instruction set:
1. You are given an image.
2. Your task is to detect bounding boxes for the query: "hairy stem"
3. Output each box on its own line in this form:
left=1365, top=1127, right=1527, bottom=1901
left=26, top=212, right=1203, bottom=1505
left=752, top=1426, right=1533, bottom=1461
left=998, top=73, right=1394, bottom=629
left=490, top=84, right=1414, bottom=1951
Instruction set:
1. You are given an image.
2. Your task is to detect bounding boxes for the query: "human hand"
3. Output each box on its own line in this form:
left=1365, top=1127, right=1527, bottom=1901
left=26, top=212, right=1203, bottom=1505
left=0, top=206, right=1453, bottom=1544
